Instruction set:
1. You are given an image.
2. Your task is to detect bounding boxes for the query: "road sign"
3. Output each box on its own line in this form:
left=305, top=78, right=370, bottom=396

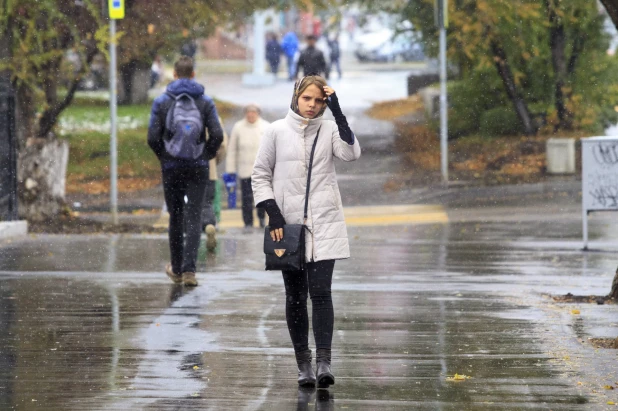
left=109, top=0, right=124, bottom=19
left=581, top=136, right=618, bottom=250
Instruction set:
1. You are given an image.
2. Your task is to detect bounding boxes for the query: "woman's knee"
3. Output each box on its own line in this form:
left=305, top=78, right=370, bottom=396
left=286, top=290, right=308, bottom=305
left=309, top=287, right=332, bottom=305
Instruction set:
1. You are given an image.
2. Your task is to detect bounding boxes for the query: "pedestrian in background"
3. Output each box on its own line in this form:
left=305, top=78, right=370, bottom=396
left=295, top=35, right=327, bottom=79
left=281, top=30, right=299, bottom=81
left=327, top=34, right=342, bottom=79
left=252, top=75, right=361, bottom=387
left=150, top=55, right=162, bottom=88
left=147, top=56, right=223, bottom=287
left=266, top=33, right=283, bottom=77
left=227, top=104, right=270, bottom=232
left=202, top=116, right=228, bottom=251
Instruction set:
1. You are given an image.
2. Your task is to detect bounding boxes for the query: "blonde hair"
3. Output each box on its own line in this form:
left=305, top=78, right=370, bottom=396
left=295, top=75, right=327, bottom=97
left=291, top=75, right=328, bottom=115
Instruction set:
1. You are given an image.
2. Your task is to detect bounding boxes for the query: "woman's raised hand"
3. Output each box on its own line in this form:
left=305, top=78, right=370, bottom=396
left=323, top=86, right=335, bottom=99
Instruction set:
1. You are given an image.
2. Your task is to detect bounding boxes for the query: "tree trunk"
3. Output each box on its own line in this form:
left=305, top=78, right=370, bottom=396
left=600, top=0, right=618, bottom=31
left=119, top=60, right=151, bottom=105
left=17, top=139, right=69, bottom=222
left=547, top=1, right=573, bottom=130
left=489, top=39, right=536, bottom=136
left=14, top=84, right=36, bottom=151
left=610, top=267, right=618, bottom=300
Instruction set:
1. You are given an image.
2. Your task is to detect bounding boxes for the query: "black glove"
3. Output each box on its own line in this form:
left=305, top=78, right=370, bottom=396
left=257, top=199, right=286, bottom=230
left=326, top=92, right=355, bottom=145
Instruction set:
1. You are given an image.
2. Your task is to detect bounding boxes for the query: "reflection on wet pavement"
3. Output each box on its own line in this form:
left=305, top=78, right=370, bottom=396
left=1, top=218, right=616, bottom=409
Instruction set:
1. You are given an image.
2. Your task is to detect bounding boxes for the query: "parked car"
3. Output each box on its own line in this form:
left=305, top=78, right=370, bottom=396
left=354, top=29, right=424, bottom=62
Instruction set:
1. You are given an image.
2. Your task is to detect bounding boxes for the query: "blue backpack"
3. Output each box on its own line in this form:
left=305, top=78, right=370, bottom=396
left=164, top=92, right=205, bottom=160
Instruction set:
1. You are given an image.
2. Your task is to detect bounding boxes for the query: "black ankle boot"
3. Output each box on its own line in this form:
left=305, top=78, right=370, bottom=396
left=316, top=348, right=335, bottom=387
left=295, top=349, right=316, bottom=386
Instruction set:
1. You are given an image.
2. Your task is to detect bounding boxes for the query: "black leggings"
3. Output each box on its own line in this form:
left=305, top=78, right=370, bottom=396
left=282, top=260, right=335, bottom=353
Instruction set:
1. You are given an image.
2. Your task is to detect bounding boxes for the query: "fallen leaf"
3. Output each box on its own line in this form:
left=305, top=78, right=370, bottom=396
left=571, top=309, right=580, bottom=315
left=193, top=365, right=199, bottom=370
left=446, top=373, right=471, bottom=381
left=608, top=401, right=615, bottom=405
left=604, top=385, right=615, bottom=390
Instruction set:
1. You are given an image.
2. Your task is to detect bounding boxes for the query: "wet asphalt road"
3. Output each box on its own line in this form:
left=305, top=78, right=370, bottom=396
left=1, top=211, right=617, bottom=410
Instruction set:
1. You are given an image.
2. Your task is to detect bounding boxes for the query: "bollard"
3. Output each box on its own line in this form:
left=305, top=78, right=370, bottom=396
left=222, top=173, right=237, bottom=209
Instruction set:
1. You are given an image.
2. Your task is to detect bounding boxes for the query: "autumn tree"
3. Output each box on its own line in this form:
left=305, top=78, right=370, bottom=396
left=1, top=0, right=330, bottom=220
left=1, top=0, right=105, bottom=219
left=359, top=0, right=618, bottom=137
left=599, top=0, right=618, bottom=301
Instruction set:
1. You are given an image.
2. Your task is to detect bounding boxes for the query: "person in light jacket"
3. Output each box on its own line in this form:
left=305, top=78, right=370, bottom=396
left=227, top=104, right=270, bottom=231
left=252, top=75, right=361, bottom=387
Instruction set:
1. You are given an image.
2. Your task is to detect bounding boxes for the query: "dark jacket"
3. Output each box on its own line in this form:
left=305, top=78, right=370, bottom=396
left=295, top=46, right=327, bottom=78
left=328, top=39, right=340, bottom=60
left=266, top=39, right=282, bottom=64
left=147, top=79, right=224, bottom=169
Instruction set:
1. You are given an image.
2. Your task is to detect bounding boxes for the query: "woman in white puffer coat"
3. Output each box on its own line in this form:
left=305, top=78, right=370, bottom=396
left=252, top=75, right=361, bottom=388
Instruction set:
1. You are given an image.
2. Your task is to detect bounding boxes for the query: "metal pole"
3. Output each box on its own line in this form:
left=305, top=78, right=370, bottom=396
left=109, top=19, right=118, bottom=224
left=0, top=11, right=18, bottom=221
left=439, top=25, right=448, bottom=184
left=582, top=209, right=588, bottom=251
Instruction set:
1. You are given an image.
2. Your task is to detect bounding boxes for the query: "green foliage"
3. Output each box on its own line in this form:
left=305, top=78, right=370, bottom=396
left=448, top=68, right=507, bottom=137
left=479, top=106, right=523, bottom=137
left=568, top=50, right=618, bottom=133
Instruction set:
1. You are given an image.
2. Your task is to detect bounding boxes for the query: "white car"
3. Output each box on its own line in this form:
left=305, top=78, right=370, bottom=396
left=354, top=29, right=424, bottom=62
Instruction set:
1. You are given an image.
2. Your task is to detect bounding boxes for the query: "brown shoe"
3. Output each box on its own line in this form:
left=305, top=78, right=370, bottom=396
left=165, top=264, right=182, bottom=284
left=182, top=272, right=198, bottom=287
left=205, top=224, right=217, bottom=251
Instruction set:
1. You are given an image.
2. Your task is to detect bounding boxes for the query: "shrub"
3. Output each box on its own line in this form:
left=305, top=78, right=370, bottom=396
left=447, top=68, right=507, bottom=138
left=479, top=106, right=523, bottom=137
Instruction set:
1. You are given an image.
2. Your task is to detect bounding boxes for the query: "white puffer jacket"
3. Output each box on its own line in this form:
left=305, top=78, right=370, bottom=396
left=252, top=109, right=361, bottom=262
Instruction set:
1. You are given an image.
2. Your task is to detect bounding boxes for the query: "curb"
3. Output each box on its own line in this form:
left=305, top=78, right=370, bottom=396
left=0, top=221, right=28, bottom=239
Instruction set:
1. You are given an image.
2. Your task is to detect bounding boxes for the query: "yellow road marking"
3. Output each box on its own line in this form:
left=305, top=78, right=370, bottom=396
left=154, top=205, right=448, bottom=229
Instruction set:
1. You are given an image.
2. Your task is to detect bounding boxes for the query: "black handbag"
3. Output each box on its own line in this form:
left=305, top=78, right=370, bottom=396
left=263, top=126, right=321, bottom=271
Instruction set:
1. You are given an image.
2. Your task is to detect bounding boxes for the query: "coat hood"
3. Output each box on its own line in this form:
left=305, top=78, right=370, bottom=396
left=166, top=78, right=205, bottom=98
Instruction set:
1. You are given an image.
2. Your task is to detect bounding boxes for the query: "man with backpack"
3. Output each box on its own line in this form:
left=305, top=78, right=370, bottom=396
left=148, top=56, right=224, bottom=287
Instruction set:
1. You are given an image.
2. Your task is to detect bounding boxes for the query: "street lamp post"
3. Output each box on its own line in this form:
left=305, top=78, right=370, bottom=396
left=436, top=0, right=449, bottom=184
left=108, top=0, right=124, bottom=225
left=109, top=18, right=118, bottom=225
